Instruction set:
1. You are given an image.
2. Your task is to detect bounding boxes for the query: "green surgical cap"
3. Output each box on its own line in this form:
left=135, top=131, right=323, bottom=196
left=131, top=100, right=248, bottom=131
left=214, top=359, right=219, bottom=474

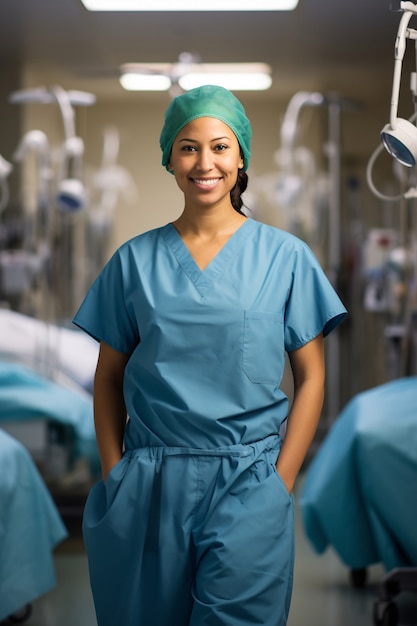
left=159, top=85, right=252, bottom=173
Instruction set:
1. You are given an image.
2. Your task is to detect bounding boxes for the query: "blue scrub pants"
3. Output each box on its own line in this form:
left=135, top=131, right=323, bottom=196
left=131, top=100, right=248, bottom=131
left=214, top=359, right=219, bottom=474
left=83, top=435, right=295, bottom=626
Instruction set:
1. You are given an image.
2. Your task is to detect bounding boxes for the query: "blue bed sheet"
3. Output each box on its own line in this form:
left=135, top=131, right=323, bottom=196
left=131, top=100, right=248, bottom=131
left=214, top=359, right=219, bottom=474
left=299, top=377, right=417, bottom=571
left=0, top=428, right=68, bottom=621
left=0, top=361, right=99, bottom=476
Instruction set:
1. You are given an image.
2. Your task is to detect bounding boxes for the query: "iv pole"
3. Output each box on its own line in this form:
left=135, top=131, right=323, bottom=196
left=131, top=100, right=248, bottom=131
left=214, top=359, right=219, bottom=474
left=325, top=98, right=343, bottom=424
left=280, top=91, right=358, bottom=422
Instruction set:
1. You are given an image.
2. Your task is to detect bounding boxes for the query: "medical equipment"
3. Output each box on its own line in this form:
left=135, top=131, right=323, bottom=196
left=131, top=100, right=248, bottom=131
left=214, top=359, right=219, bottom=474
left=13, top=129, right=52, bottom=226
left=367, top=1, right=417, bottom=200
left=270, top=92, right=327, bottom=245
left=279, top=91, right=358, bottom=421
left=87, top=126, right=139, bottom=281
left=278, top=91, right=360, bottom=263
left=0, top=130, right=54, bottom=336
left=13, top=130, right=53, bottom=259
left=52, top=85, right=87, bottom=213
left=9, top=86, right=96, bottom=107
left=366, top=2, right=417, bottom=374
left=7, top=87, right=97, bottom=319
left=278, top=91, right=324, bottom=171
left=0, top=153, right=13, bottom=215
left=362, top=228, right=400, bottom=313
left=9, top=86, right=96, bottom=213
left=381, top=2, right=417, bottom=167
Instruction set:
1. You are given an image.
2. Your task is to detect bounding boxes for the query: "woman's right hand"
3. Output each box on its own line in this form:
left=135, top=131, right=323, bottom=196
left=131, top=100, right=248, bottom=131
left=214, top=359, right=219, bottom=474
left=94, top=342, right=129, bottom=485
left=102, top=455, right=123, bottom=483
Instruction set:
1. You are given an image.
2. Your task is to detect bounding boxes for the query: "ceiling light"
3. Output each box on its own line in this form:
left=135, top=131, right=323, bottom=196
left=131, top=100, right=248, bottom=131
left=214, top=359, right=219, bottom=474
left=178, top=72, right=272, bottom=91
left=119, top=73, right=172, bottom=91
left=81, top=0, right=298, bottom=10
left=119, top=62, right=272, bottom=92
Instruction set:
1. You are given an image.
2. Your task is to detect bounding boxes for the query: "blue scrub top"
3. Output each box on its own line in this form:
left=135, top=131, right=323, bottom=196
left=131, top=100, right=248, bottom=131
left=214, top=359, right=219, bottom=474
left=73, top=218, right=347, bottom=450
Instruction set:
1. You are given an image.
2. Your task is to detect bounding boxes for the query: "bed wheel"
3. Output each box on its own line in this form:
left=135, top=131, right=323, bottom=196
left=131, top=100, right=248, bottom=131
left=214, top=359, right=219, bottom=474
left=350, top=567, right=368, bottom=588
left=8, top=604, right=32, bottom=623
left=373, top=600, right=398, bottom=626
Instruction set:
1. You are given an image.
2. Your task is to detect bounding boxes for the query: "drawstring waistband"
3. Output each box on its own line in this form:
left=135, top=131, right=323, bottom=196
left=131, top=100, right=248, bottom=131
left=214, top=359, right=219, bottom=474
left=123, top=433, right=281, bottom=461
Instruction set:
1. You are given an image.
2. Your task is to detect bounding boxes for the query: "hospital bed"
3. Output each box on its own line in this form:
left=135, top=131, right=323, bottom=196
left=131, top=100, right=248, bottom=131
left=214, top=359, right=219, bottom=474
left=0, top=428, right=68, bottom=623
left=0, top=308, right=98, bottom=394
left=299, top=377, right=417, bottom=625
left=0, top=309, right=100, bottom=482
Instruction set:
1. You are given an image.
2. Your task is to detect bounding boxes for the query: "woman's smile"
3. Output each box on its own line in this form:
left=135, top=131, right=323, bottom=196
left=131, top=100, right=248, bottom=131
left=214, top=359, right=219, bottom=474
left=191, top=177, right=222, bottom=189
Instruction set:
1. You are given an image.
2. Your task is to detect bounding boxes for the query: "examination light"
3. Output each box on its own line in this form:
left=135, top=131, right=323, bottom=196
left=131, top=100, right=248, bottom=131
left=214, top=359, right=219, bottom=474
left=381, top=2, right=417, bottom=167
left=80, top=0, right=298, bottom=11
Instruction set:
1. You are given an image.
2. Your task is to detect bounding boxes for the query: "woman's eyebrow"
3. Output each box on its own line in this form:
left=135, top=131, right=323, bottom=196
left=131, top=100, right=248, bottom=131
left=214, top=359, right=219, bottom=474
left=178, top=136, right=230, bottom=143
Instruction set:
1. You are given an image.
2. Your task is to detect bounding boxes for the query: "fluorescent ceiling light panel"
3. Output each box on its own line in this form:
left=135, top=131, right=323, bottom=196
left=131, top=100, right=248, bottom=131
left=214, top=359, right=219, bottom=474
left=81, top=0, right=298, bottom=10
left=119, top=74, right=172, bottom=91
left=179, top=68, right=272, bottom=91
left=178, top=73, right=272, bottom=91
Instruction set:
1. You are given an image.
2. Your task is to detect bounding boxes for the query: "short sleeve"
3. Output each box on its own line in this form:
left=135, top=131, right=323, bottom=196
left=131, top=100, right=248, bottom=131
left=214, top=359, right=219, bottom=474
left=284, top=242, right=347, bottom=352
left=72, top=248, right=140, bottom=355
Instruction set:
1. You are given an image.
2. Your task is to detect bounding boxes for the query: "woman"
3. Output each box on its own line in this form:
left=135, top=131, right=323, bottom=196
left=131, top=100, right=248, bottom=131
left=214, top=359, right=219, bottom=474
left=73, top=84, right=347, bottom=626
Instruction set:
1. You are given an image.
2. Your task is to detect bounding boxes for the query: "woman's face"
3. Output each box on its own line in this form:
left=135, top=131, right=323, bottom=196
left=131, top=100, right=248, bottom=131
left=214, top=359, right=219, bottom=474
left=169, top=116, right=244, bottom=209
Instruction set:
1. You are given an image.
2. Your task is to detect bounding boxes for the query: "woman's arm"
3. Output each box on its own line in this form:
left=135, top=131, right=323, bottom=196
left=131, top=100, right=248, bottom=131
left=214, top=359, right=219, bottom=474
left=275, top=333, right=325, bottom=494
left=93, top=341, right=130, bottom=482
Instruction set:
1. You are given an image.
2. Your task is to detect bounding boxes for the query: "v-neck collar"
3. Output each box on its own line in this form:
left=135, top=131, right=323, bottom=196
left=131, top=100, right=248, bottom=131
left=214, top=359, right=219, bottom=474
left=162, top=218, right=257, bottom=296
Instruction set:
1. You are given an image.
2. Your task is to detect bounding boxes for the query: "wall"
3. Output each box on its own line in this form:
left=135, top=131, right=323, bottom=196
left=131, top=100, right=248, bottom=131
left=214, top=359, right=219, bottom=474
left=0, top=64, right=24, bottom=202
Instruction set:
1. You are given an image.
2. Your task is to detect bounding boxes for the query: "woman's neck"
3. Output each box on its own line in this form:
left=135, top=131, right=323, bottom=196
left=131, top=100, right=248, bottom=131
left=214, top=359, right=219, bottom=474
left=171, top=207, right=247, bottom=271
left=173, top=204, right=246, bottom=238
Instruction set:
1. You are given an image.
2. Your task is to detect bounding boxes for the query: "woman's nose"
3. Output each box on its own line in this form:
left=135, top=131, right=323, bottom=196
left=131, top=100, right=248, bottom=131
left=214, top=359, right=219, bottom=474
left=196, top=148, right=214, bottom=171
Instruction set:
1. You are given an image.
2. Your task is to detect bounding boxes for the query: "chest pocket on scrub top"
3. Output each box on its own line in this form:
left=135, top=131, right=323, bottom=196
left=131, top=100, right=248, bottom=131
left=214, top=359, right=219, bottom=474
left=243, top=311, right=284, bottom=384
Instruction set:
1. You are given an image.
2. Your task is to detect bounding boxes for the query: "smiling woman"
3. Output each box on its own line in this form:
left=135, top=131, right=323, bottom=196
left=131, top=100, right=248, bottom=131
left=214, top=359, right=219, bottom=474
left=72, top=84, right=346, bottom=626
left=160, top=85, right=251, bottom=217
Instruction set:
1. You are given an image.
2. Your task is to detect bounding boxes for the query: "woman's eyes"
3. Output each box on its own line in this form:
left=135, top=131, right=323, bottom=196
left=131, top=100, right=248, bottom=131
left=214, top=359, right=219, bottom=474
left=180, top=144, right=228, bottom=152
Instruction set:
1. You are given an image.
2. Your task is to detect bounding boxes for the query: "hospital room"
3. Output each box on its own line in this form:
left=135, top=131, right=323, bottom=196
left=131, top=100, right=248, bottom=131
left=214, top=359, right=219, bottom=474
left=0, top=0, right=416, bottom=624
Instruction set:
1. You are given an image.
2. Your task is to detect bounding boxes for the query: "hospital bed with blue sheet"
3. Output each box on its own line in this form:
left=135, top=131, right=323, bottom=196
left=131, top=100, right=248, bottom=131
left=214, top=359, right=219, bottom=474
left=0, top=428, right=68, bottom=622
left=0, top=309, right=100, bottom=481
left=299, top=377, right=417, bottom=625
left=0, top=360, right=99, bottom=481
